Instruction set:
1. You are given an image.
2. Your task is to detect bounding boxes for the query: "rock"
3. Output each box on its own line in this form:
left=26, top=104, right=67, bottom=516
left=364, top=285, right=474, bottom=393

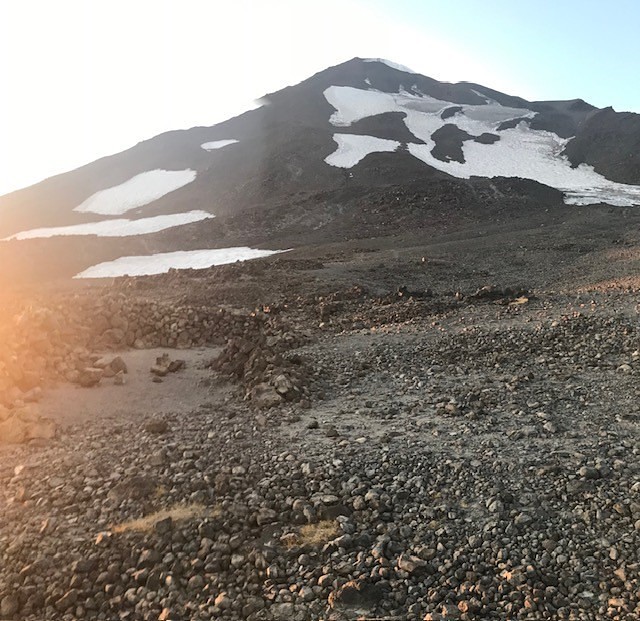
left=488, top=498, right=504, bottom=513
left=214, top=593, right=231, bottom=609
left=270, top=603, right=300, bottom=621
left=299, top=585, right=316, bottom=602
left=168, top=359, right=185, bottom=373
left=72, top=558, right=98, bottom=574
left=110, top=356, right=128, bottom=374
left=325, top=425, right=339, bottom=438
left=93, top=356, right=111, bottom=369
left=95, top=531, right=113, bottom=547
left=0, top=406, right=56, bottom=444
left=1, top=594, right=19, bottom=616
left=114, top=371, right=126, bottom=385
left=187, top=574, right=204, bottom=590
left=55, top=589, right=79, bottom=612
left=108, top=475, right=156, bottom=502
left=273, top=373, right=294, bottom=395
left=578, top=466, right=601, bottom=479
left=144, top=419, right=169, bottom=434
left=328, top=580, right=383, bottom=614
left=397, top=552, right=428, bottom=575
left=256, top=508, right=278, bottom=525
left=77, top=367, right=103, bottom=388
left=154, top=516, right=173, bottom=534
left=149, top=449, right=167, bottom=466
left=251, top=383, right=283, bottom=409
left=150, top=364, right=169, bottom=377
left=151, top=353, right=184, bottom=376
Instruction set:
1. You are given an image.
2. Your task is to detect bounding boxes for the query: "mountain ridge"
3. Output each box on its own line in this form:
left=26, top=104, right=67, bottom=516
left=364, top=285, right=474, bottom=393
left=1, top=57, right=639, bottom=282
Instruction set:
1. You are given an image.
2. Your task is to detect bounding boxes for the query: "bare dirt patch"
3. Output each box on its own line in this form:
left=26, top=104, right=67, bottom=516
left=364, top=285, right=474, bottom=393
left=34, top=347, right=220, bottom=429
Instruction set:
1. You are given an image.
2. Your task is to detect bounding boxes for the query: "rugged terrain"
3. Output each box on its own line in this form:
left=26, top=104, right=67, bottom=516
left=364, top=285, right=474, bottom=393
left=1, top=57, right=640, bottom=284
left=1, top=203, right=639, bottom=620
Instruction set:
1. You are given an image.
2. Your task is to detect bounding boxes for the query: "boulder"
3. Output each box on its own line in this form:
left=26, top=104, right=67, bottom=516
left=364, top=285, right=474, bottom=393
left=77, top=367, right=103, bottom=388
left=328, top=580, right=383, bottom=615
left=251, top=383, right=283, bottom=409
left=0, top=406, right=56, bottom=444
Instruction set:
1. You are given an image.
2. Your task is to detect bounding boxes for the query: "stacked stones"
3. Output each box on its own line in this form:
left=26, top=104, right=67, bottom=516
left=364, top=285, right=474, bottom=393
left=0, top=292, right=293, bottom=433
left=212, top=312, right=311, bottom=408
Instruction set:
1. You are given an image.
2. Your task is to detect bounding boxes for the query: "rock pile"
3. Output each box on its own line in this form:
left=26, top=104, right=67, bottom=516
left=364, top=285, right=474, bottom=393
left=150, top=353, right=186, bottom=378
left=0, top=405, right=56, bottom=444
left=0, top=292, right=271, bottom=412
left=212, top=312, right=310, bottom=408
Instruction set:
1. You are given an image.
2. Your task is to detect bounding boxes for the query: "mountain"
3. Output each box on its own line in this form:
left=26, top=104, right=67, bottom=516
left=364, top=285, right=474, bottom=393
left=1, top=57, right=639, bottom=283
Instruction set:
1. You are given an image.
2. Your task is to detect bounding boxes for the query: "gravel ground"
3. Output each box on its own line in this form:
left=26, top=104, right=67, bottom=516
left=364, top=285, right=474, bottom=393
left=1, top=211, right=640, bottom=621
left=1, top=291, right=638, bottom=621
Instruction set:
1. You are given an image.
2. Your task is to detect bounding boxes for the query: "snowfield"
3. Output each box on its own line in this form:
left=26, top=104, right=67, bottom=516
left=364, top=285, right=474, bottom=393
left=74, top=169, right=197, bottom=216
left=325, top=134, right=400, bottom=168
left=323, top=86, right=640, bottom=207
left=4, top=211, right=213, bottom=241
left=75, top=247, right=286, bottom=278
left=201, top=139, right=239, bottom=151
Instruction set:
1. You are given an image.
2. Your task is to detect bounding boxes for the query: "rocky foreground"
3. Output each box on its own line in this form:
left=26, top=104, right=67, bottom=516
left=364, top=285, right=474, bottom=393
left=0, top=278, right=638, bottom=621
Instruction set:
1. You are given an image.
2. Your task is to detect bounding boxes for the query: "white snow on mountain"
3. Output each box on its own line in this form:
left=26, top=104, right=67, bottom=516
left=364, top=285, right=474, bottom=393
left=323, top=86, right=640, bottom=206
left=75, top=247, right=285, bottom=279
left=363, top=58, right=417, bottom=74
left=470, top=89, right=494, bottom=104
left=563, top=189, right=640, bottom=207
left=325, top=87, right=446, bottom=127
left=201, top=139, right=239, bottom=151
left=324, top=86, right=529, bottom=128
left=5, top=211, right=213, bottom=241
left=324, top=134, right=400, bottom=168
left=74, top=169, right=197, bottom=216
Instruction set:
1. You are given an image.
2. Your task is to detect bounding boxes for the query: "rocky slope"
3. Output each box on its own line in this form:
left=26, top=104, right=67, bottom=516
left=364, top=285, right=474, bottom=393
left=1, top=58, right=639, bottom=283
left=1, top=206, right=639, bottom=620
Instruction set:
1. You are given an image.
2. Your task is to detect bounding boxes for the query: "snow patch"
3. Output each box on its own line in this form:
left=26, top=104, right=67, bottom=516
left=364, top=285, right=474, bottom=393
left=201, top=139, right=239, bottom=151
left=325, top=134, right=400, bottom=168
left=324, top=86, right=529, bottom=129
left=409, top=123, right=640, bottom=206
left=470, top=89, right=493, bottom=104
left=74, top=169, right=197, bottom=216
left=325, top=87, right=403, bottom=127
left=5, top=211, right=213, bottom=241
left=75, top=247, right=286, bottom=279
left=563, top=189, right=640, bottom=207
left=74, top=246, right=286, bottom=278
left=323, top=85, right=640, bottom=207
left=363, top=58, right=417, bottom=74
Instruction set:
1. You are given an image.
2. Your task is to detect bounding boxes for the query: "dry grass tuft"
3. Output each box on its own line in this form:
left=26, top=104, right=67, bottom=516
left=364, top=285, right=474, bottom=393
left=298, top=520, right=340, bottom=546
left=112, top=503, right=220, bottom=534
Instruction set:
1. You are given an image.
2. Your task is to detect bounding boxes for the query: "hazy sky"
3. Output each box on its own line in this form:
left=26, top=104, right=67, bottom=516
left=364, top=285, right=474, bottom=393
left=1, top=0, right=638, bottom=196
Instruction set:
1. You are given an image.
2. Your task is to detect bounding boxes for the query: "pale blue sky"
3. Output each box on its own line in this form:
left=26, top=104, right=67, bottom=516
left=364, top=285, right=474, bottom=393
left=0, top=0, right=637, bottom=196
left=380, top=0, right=639, bottom=111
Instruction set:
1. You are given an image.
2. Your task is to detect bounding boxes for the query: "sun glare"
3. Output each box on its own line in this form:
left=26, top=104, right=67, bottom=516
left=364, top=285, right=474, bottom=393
left=0, top=0, right=527, bottom=197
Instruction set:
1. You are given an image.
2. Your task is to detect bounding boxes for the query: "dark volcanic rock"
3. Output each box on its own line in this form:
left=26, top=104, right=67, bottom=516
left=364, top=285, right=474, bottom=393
left=474, top=132, right=500, bottom=144
left=430, top=124, right=474, bottom=163
left=440, top=105, right=463, bottom=120
left=328, top=580, right=384, bottom=613
left=564, top=106, right=640, bottom=184
left=345, top=111, right=425, bottom=143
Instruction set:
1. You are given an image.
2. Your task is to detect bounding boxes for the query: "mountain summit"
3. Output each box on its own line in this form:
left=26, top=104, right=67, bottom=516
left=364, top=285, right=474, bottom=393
left=1, top=57, right=639, bottom=281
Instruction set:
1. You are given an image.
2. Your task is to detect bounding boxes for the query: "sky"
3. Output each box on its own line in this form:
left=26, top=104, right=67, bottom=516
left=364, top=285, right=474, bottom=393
left=0, top=0, right=638, bottom=196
